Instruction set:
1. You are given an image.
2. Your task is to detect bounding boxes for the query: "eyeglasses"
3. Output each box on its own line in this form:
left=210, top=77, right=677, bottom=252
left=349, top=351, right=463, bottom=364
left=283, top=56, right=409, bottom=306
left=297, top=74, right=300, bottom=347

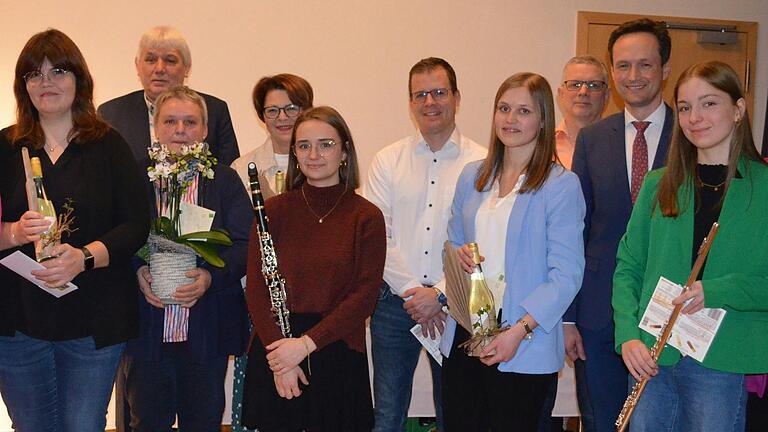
left=411, top=88, right=452, bottom=103
left=264, top=104, right=301, bottom=119
left=563, top=80, right=608, bottom=92
left=294, top=139, right=339, bottom=157
left=23, top=68, right=71, bottom=86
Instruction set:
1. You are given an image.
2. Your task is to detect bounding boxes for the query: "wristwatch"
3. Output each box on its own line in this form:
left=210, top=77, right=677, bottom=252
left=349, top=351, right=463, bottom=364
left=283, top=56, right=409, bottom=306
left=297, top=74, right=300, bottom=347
left=81, top=246, right=94, bottom=271
left=517, top=318, right=534, bottom=340
left=433, top=288, right=448, bottom=307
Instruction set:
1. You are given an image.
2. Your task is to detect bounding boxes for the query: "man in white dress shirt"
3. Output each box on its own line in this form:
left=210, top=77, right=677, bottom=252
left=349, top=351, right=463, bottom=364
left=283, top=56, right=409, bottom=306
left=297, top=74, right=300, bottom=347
left=363, top=57, right=486, bottom=432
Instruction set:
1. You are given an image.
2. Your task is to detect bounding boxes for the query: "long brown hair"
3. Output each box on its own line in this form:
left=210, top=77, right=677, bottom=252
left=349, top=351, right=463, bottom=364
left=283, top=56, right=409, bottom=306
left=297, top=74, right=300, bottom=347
left=8, top=29, right=109, bottom=147
left=286, top=106, right=360, bottom=190
left=475, top=73, right=557, bottom=193
left=656, top=61, right=764, bottom=217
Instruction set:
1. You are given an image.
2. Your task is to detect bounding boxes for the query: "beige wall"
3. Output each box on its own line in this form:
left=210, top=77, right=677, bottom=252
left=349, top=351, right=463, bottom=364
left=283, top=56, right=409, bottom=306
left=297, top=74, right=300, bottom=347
left=1, top=0, right=766, bottom=181
left=0, top=0, right=765, bottom=429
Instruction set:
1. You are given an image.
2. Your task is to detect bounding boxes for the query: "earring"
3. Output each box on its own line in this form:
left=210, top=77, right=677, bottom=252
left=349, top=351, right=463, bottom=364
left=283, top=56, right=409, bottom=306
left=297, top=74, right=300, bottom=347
left=340, top=160, right=347, bottom=167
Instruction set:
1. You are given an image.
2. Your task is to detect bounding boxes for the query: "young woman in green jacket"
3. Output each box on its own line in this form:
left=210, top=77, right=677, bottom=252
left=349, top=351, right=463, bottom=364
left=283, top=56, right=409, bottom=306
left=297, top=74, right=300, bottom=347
left=612, top=61, right=768, bottom=431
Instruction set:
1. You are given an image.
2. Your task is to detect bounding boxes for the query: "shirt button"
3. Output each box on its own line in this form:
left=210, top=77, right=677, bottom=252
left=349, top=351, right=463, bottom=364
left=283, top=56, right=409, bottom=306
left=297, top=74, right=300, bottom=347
left=426, top=227, right=430, bottom=231
left=424, top=275, right=428, bottom=279
left=431, top=181, right=435, bottom=184
left=424, top=251, right=429, bottom=254
left=428, top=204, right=433, bottom=207
left=433, top=159, right=438, bottom=163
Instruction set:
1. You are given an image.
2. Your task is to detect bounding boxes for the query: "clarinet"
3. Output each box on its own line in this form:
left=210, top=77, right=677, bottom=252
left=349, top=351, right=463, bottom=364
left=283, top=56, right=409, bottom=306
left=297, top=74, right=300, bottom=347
left=615, top=222, right=719, bottom=432
left=248, top=162, right=292, bottom=337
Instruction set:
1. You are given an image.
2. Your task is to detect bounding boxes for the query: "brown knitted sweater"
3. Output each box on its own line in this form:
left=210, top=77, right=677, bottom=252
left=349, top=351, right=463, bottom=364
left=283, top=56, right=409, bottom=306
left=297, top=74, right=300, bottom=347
left=246, top=182, right=386, bottom=353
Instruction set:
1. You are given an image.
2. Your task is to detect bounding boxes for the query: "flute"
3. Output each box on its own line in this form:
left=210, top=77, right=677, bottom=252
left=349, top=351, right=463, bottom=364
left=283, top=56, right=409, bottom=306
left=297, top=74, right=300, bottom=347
left=248, top=162, right=292, bottom=337
left=615, top=222, right=719, bottom=432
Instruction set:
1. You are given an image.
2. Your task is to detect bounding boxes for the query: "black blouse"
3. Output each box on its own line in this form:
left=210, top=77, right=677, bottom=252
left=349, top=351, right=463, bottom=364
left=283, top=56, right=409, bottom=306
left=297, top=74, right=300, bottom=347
left=0, top=127, right=150, bottom=348
left=693, top=163, right=728, bottom=275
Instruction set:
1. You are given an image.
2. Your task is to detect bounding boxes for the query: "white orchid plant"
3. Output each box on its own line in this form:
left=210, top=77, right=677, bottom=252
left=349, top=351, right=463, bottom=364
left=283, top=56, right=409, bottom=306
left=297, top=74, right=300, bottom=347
left=140, top=141, right=232, bottom=267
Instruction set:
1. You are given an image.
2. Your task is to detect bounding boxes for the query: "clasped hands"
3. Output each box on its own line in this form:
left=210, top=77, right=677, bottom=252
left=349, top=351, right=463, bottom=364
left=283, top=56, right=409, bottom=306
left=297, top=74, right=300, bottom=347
left=403, top=285, right=446, bottom=339
left=136, top=265, right=211, bottom=308
left=621, top=281, right=706, bottom=381
left=267, top=335, right=316, bottom=399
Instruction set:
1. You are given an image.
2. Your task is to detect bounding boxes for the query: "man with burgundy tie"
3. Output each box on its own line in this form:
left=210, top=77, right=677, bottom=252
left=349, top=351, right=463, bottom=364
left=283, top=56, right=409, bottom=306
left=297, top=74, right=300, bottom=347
left=563, top=18, right=673, bottom=432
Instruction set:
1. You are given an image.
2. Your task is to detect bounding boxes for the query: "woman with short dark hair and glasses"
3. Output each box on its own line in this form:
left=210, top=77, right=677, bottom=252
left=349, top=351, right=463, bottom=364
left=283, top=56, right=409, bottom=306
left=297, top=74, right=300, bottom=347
left=229, top=73, right=314, bottom=431
left=242, top=106, right=385, bottom=431
left=0, top=29, right=149, bottom=431
left=231, top=74, right=314, bottom=199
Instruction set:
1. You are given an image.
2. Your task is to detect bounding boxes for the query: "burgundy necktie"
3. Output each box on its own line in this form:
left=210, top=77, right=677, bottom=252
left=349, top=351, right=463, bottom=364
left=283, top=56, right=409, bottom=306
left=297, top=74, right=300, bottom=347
left=630, top=121, right=650, bottom=204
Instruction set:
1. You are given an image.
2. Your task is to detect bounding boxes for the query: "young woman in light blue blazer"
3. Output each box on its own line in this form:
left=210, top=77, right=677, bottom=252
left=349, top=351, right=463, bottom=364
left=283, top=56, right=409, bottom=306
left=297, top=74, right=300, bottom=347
left=439, top=72, right=585, bottom=431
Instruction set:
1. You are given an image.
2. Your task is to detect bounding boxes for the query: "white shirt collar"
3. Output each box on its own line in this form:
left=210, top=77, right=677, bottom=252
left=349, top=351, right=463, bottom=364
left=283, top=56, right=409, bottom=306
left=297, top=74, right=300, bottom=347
left=413, top=127, right=462, bottom=158
left=624, top=101, right=666, bottom=129
left=144, top=93, right=154, bottom=113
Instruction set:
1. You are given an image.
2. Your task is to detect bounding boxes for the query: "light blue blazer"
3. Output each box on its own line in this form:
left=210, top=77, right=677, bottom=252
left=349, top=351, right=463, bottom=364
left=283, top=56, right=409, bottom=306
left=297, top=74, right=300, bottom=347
left=439, top=161, right=586, bottom=373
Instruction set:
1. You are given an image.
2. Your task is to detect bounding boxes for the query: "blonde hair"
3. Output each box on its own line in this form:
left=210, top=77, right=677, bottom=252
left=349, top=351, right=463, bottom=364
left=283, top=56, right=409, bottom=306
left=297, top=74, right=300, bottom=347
left=153, top=86, right=208, bottom=126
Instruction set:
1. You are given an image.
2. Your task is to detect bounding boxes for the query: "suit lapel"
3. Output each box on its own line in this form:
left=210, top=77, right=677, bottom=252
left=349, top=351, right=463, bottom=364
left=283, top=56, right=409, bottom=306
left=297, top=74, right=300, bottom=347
left=653, top=104, right=674, bottom=169
left=719, top=159, right=750, bottom=221
left=259, top=172, right=277, bottom=199
left=463, top=187, right=482, bottom=242
left=607, top=113, right=633, bottom=205
left=127, top=91, right=152, bottom=163
left=503, top=192, right=531, bottom=271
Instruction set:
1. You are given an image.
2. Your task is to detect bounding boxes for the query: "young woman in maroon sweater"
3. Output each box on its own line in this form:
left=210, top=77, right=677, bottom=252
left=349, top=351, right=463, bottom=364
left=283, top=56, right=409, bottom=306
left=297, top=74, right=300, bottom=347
left=243, top=106, right=386, bottom=431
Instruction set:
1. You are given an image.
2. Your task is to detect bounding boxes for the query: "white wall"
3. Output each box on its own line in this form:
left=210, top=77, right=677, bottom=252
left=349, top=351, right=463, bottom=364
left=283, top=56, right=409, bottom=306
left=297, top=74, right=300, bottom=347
left=0, top=1, right=766, bottom=430
left=0, top=0, right=766, bottom=181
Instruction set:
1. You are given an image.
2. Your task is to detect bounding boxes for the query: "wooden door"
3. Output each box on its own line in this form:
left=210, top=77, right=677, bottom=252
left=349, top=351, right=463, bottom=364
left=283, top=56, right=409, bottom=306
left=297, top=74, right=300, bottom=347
left=577, top=11, right=757, bottom=116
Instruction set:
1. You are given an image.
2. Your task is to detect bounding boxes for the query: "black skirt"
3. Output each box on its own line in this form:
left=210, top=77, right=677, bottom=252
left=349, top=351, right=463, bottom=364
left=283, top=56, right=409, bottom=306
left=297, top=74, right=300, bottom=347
left=242, top=314, right=373, bottom=432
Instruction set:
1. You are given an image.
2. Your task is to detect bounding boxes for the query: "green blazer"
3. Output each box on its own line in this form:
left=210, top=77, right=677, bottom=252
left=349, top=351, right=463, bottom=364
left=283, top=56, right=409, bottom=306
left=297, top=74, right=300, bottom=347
left=613, top=159, right=768, bottom=374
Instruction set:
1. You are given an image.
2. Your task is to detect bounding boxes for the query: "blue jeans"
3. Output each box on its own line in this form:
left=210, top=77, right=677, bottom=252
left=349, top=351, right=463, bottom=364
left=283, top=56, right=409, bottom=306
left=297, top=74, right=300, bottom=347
left=123, top=342, right=229, bottom=432
left=371, top=284, right=443, bottom=432
left=0, top=332, right=123, bottom=432
left=629, top=356, right=746, bottom=432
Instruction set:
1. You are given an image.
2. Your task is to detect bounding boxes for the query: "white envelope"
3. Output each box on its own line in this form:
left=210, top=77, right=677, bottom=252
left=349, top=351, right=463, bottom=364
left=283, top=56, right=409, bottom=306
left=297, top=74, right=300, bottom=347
left=0, top=251, right=78, bottom=297
left=179, top=202, right=215, bottom=236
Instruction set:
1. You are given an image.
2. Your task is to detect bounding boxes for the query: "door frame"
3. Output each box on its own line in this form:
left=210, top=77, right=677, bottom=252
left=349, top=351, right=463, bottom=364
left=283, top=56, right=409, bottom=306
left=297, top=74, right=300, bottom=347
left=576, top=11, right=758, bottom=112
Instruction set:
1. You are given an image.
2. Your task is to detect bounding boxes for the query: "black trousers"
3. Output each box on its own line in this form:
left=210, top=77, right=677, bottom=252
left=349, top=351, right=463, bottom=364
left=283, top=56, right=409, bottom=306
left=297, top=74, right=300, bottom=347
left=442, top=326, right=556, bottom=432
left=746, top=389, right=768, bottom=432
